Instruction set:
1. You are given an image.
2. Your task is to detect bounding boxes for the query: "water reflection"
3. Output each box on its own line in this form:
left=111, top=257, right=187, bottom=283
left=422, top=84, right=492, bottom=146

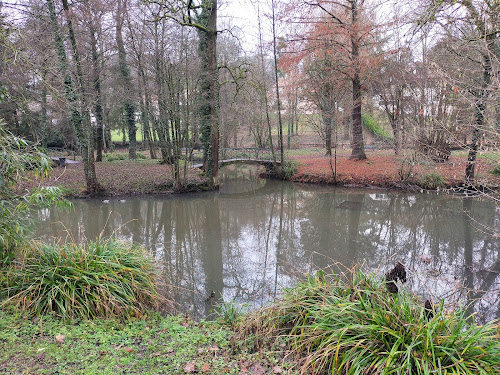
left=33, top=166, right=500, bottom=322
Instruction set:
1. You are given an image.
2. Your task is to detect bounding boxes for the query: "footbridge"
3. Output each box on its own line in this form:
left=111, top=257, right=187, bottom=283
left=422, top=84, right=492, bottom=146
left=191, top=148, right=282, bottom=175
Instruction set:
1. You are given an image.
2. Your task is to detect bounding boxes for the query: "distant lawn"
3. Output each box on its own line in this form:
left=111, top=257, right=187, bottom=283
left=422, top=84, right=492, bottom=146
left=111, top=125, right=144, bottom=142
left=452, top=150, right=500, bottom=161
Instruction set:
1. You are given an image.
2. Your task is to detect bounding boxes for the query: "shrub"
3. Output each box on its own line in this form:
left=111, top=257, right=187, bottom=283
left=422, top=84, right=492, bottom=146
left=398, top=153, right=417, bottom=182
left=247, top=269, right=500, bottom=374
left=490, top=165, right=500, bottom=176
left=2, top=239, right=159, bottom=319
left=0, top=126, right=67, bottom=263
left=103, top=153, right=126, bottom=162
left=421, top=172, right=444, bottom=189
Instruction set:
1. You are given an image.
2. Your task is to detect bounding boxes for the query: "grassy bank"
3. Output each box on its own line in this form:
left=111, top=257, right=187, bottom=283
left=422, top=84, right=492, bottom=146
left=2, top=267, right=499, bottom=374
left=239, top=269, right=500, bottom=374
left=0, top=310, right=294, bottom=374
left=0, top=239, right=294, bottom=374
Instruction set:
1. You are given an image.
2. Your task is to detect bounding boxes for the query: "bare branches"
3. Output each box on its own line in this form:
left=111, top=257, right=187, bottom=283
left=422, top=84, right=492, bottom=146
left=145, top=0, right=215, bottom=33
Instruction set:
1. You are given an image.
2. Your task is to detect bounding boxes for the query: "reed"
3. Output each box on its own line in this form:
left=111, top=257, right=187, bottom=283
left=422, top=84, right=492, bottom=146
left=2, top=239, right=159, bottom=320
left=247, top=269, right=500, bottom=374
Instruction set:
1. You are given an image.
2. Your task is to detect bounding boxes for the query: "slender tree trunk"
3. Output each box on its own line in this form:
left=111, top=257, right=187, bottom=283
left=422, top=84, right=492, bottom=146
left=495, top=99, right=500, bottom=132
left=349, top=0, right=366, bottom=160
left=166, top=67, right=182, bottom=190
left=40, top=68, right=48, bottom=148
left=391, top=115, right=401, bottom=155
left=127, top=14, right=157, bottom=160
left=257, top=2, right=276, bottom=164
left=287, top=120, right=291, bottom=149
left=324, top=113, right=333, bottom=156
left=153, top=20, right=170, bottom=163
left=116, top=0, right=137, bottom=160
left=90, top=22, right=104, bottom=162
left=465, top=45, right=492, bottom=183
left=271, top=0, right=284, bottom=167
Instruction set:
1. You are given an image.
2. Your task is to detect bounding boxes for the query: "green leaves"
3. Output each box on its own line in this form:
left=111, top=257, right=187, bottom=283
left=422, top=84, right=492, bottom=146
left=0, top=124, right=68, bottom=260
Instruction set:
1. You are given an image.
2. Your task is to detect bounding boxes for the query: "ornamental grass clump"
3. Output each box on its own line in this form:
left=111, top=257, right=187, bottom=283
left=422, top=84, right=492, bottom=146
left=2, top=239, right=159, bottom=320
left=251, top=269, right=500, bottom=374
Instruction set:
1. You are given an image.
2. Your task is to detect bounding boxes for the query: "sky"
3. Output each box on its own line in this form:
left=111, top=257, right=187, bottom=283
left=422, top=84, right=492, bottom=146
left=219, top=0, right=273, bottom=52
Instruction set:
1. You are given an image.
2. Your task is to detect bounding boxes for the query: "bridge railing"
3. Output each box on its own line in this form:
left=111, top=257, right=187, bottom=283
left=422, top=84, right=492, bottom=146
left=219, top=148, right=274, bottom=161
left=45, top=147, right=78, bottom=161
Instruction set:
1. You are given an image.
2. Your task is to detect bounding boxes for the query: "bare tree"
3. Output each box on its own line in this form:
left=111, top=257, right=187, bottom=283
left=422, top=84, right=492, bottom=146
left=116, top=0, right=137, bottom=160
left=148, top=0, right=220, bottom=187
left=415, top=0, right=500, bottom=183
left=47, top=0, right=101, bottom=193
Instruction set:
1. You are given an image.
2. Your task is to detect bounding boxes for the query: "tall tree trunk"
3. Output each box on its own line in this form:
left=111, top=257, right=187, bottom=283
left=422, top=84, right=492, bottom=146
left=465, top=39, right=493, bottom=182
left=271, top=0, right=284, bottom=167
left=495, top=99, right=500, bottom=132
left=153, top=19, right=170, bottom=163
left=349, top=0, right=366, bottom=160
left=257, top=2, right=276, bottom=164
left=40, top=68, right=48, bottom=148
left=90, top=21, right=104, bottom=162
left=197, top=0, right=219, bottom=186
left=116, top=0, right=137, bottom=160
left=48, top=0, right=100, bottom=193
left=392, top=116, right=401, bottom=155
left=166, top=66, right=182, bottom=190
left=324, top=112, right=333, bottom=156
left=61, top=0, right=99, bottom=188
left=207, top=5, right=219, bottom=186
left=287, top=120, right=291, bottom=149
left=127, top=12, right=157, bottom=160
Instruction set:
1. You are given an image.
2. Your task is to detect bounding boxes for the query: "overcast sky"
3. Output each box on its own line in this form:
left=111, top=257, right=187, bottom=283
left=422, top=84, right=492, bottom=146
left=220, top=0, right=272, bottom=52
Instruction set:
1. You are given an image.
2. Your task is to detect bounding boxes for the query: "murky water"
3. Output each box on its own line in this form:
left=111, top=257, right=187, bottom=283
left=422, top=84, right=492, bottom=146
left=33, top=164, right=500, bottom=321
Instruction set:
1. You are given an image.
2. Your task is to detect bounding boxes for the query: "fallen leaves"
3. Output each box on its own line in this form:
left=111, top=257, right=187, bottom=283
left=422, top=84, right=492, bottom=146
left=183, top=362, right=197, bottom=373
left=250, top=363, right=266, bottom=375
left=55, top=334, right=65, bottom=344
left=201, top=363, right=210, bottom=373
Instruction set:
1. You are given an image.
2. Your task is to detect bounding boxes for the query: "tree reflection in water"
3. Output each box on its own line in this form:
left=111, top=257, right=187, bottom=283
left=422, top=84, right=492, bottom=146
left=33, top=166, right=500, bottom=322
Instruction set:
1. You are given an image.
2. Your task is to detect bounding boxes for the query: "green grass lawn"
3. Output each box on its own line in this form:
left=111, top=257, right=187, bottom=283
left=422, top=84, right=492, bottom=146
left=111, top=125, right=144, bottom=142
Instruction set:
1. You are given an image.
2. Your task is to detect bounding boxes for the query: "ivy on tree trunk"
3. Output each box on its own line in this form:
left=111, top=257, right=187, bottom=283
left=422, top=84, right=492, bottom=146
left=47, top=0, right=101, bottom=194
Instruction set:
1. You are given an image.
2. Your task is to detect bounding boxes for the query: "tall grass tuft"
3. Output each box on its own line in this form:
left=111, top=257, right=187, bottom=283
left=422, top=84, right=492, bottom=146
left=2, top=239, right=159, bottom=320
left=246, top=269, right=500, bottom=374
left=215, top=300, right=247, bottom=327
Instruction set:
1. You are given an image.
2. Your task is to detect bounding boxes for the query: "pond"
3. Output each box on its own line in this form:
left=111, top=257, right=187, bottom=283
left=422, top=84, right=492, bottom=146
left=33, top=164, right=500, bottom=322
